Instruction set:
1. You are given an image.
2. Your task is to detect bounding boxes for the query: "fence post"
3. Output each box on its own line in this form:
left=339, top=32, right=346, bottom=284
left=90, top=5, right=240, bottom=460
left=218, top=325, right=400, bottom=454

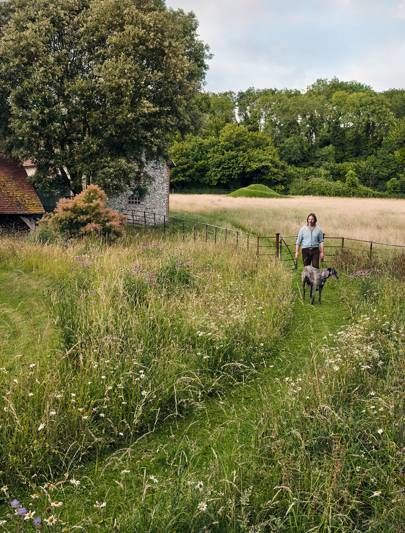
left=193, top=226, right=196, bottom=242
left=256, top=236, right=260, bottom=258
left=205, top=224, right=208, bottom=242
left=275, top=233, right=280, bottom=259
left=369, top=241, right=373, bottom=259
left=225, top=228, right=228, bottom=243
left=143, top=211, right=147, bottom=226
left=236, top=231, right=239, bottom=248
left=214, top=226, right=217, bottom=244
left=341, top=237, right=345, bottom=249
left=182, top=220, right=185, bottom=241
left=247, top=233, right=249, bottom=250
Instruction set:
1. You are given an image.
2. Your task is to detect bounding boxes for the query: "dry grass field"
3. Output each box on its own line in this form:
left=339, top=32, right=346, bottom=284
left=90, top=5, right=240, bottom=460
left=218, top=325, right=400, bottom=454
left=170, top=194, right=405, bottom=245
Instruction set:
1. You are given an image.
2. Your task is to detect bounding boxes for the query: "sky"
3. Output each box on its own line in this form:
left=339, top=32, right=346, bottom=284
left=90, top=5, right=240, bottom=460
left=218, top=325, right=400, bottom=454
left=166, top=0, right=405, bottom=93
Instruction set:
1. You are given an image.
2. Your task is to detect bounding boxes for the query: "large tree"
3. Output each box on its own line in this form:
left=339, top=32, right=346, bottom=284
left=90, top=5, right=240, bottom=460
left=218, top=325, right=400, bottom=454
left=0, top=0, right=208, bottom=193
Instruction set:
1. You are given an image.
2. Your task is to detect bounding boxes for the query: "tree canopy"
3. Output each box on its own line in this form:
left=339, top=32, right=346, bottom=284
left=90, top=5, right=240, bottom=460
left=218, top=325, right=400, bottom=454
left=0, top=0, right=209, bottom=193
left=170, top=79, right=405, bottom=196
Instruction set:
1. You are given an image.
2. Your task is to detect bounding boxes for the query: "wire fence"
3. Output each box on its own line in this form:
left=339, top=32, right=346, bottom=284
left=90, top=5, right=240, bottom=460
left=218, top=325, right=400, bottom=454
left=125, top=209, right=405, bottom=267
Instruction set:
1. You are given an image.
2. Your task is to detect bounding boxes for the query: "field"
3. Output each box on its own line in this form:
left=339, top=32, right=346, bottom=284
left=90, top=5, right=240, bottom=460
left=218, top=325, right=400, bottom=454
left=170, top=194, right=405, bottom=245
left=0, top=196, right=404, bottom=531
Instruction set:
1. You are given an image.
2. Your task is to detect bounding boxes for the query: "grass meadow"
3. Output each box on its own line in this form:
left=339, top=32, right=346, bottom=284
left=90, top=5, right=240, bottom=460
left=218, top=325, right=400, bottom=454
left=170, top=194, right=405, bottom=245
left=0, top=196, right=404, bottom=531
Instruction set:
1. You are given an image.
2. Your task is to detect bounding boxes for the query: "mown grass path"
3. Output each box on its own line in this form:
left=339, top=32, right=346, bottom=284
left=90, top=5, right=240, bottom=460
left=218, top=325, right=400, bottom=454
left=0, top=268, right=57, bottom=371
left=42, top=270, right=351, bottom=531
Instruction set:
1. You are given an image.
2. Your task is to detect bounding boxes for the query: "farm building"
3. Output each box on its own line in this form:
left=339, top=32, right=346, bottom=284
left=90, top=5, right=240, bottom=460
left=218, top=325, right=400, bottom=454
left=0, top=154, right=172, bottom=228
left=0, top=154, right=44, bottom=231
left=108, top=159, right=173, bottom=225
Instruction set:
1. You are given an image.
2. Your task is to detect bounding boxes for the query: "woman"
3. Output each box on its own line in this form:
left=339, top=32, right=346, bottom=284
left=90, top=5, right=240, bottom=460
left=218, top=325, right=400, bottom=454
left=295, top=213, right=324, bottom=268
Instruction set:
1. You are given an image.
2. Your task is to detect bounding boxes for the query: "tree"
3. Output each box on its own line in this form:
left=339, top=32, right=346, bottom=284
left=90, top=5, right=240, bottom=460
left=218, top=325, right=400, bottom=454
left=207, top=124, right=289, bottom=189
left=169, top=134, right=216, bottom=187
left=0, top=0, right=208, bottom=194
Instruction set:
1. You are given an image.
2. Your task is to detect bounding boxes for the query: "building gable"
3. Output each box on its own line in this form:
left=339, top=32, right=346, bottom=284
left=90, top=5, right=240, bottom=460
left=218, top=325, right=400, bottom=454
left=0, top=155, right=44, bottom=215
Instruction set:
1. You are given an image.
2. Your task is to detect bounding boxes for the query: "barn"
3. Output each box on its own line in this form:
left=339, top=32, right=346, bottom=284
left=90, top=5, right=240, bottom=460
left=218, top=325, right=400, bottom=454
left=0, top=154, right=44, bottom=231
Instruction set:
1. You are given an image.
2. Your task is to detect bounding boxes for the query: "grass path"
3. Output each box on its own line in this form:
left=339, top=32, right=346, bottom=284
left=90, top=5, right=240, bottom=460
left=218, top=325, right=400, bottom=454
left=42, top=271, right=350, bottom=531
left=0, top=268, right=57, bottom=371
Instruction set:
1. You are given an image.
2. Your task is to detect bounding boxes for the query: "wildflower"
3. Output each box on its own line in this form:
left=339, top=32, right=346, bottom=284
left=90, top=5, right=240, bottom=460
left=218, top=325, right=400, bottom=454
left=371, top=490, right=382, bottom=497
left=94, top=501, right=106, bottom=509
left=31, top=493, right=40, bottom=499
left=24, top=510, right=36, bottom=520
left=44, top=515, right=58, bottom=526
left=0, top=486, right=8, bottom=495
left=377, top=428, right=384, bottom=435
left=69, top=478, right=80, bottom=487
left=149, top=475, right=158, bottom=484
left=49, top=410, right=57, bottom=417
left=10, top=498, right=20, bottom=508
left=197, top=501, right=207, bottom=512
left=50, top=501, right=63, bottom=508
left=29, top=363, right=36, bottom=369
left=16, top=507, right=28, bottom=517
left=33, top=516, right=42, bottom=527
left=38, top=423, right=45, bottom=432
left=0, top=520, right=7, bottom=526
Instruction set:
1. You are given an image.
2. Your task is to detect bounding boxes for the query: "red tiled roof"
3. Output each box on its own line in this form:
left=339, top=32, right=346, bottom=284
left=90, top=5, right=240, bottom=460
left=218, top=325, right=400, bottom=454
left=0, top=155, right=44, bottom=215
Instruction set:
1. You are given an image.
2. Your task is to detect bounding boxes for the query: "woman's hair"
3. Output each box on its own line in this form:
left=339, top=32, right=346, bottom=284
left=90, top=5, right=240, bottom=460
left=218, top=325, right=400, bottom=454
left=307, top=212, right=317, bottom=224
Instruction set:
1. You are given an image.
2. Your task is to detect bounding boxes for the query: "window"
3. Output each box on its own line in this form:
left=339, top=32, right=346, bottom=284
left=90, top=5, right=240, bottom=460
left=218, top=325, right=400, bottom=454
left=128, top=191, right=141, bottom=205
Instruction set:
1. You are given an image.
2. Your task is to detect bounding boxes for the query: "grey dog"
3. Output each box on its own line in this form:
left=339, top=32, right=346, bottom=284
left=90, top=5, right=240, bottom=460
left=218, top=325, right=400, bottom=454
left=301, top=266, right=339, bottom=304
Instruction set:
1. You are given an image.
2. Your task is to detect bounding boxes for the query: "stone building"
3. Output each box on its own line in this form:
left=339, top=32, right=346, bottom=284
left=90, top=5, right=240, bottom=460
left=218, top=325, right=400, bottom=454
left=0, top=154, right=44, bottom=230
left=108, top=159, right=173, bottom=225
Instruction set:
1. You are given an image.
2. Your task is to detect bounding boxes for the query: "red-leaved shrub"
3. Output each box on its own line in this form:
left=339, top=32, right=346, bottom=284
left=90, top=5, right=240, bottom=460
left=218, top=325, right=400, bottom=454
left=41, top=185, right=126, bottom=240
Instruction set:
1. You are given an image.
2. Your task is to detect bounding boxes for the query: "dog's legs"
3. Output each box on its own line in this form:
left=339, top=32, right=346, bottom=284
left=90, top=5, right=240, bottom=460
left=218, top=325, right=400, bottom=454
left=302, top=280, right=306, bottom=301
left=310, top=285, right=314, bottom=305
left=319, top=286, right=322, bottom=304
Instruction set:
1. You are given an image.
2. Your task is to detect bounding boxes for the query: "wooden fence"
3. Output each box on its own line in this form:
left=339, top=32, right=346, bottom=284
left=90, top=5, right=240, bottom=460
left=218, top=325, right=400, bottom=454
left=125, top=210, right=405, bottom=266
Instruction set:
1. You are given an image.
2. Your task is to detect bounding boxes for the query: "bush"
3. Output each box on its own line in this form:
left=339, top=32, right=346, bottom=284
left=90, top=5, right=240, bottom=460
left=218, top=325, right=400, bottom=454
left=289, top=177, right=348, bottom=196
left=229, top=184, right=282, bottom=198
left=290, top=175, right=382, bottom=197
left=40, top=185, right=125, bottom=240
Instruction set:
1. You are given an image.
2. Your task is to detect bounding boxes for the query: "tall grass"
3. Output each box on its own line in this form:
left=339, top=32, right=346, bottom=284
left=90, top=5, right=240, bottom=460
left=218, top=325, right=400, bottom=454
left=0, top=234, right=292, bottom=488
left=170, top=194, right=405, bottom=245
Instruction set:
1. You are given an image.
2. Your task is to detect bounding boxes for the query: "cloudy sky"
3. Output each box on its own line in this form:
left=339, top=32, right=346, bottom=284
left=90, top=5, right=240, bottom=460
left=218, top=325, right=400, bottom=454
left=166, top=0, right=405, bottom=93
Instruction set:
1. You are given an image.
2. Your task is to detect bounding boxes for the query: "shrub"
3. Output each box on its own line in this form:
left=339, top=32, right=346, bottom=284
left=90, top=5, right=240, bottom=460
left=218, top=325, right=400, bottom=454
left=40, top=185, right=125, bottom=240
left=290, top=175, right=382, bottom=197
left=289, top=177, right=348, bottom=196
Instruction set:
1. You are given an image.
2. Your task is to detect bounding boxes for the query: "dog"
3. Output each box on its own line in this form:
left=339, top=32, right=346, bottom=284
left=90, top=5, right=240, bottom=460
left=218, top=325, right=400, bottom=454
left=301, top=266, right=338, bottom=304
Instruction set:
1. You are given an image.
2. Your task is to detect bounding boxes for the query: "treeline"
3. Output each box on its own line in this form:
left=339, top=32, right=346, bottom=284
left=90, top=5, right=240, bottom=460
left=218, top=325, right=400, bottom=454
left=169, top=78, right=405, bottom=196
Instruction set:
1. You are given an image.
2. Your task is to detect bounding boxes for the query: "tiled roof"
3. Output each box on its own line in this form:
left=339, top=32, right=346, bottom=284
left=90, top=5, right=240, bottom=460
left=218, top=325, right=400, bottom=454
left=0, top=156, right=44, bottom=215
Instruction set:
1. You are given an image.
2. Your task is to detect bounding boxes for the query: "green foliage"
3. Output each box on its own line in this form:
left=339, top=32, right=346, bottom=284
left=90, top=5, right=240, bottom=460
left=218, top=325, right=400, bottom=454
left=345, top=168, right=361, bottom=190
left=170, top=123, right=291, bottom=190
left=170, top=77, right=405, bottom=197
left=290, top=169, right=381, bottom=197
left=0, top=0, right=209, bottom=194
left=386, top=177, right=400, bottom=195
left=40, top=184, right=125, bottom=239
left=229, top=183, right=282, bottom=198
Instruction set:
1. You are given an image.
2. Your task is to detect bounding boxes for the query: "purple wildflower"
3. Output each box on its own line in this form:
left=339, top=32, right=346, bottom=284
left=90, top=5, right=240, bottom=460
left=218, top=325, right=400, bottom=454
left=9, top=498, right=20, bottom=508
left=16, top=506, right=28, bottom=516
left=33, top=516, right=42, bottom=527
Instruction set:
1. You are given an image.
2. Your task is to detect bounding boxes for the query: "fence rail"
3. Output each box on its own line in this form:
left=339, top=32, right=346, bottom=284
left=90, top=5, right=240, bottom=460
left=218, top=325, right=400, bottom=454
left=125, top=210, right=405, bottom=265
